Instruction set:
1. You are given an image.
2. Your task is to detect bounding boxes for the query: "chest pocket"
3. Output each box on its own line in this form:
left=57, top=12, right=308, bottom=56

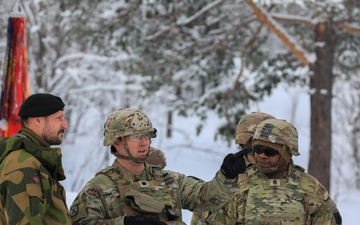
left=120, top=176, right=181, bottom=222
left=125, top=189, right=164, bottom=213
left=244, top=175, right=306, bottom=225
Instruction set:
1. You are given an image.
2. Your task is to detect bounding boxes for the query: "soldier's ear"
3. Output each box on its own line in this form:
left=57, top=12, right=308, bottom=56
left=113, top=139, right=122, bottom=148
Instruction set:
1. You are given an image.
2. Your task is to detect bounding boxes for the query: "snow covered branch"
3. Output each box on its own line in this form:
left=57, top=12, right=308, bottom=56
left=144, top=0, right=225, bottom=41
left=245, top=0, right=310, bottom=67
left=338, top=22, right=360, bottom=34
left=270, top=13, right=316, bottom=28
left=176, top=0, right=224, bottom=26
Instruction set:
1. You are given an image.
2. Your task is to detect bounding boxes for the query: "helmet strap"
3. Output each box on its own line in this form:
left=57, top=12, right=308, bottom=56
left=280, top=145, right=291, bottom=164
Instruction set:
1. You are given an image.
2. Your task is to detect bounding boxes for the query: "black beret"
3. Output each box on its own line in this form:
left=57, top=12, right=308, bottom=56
left=18, top=93, right=65, bottom=118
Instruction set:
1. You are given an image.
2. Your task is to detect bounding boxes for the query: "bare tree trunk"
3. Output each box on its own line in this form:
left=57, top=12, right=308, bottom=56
left=308, top=23, right=336, bottom=191
left=167, top=111, right=172, bottom=138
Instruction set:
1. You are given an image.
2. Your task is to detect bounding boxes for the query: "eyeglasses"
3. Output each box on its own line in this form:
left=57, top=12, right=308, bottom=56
left=127, top=133, right=150, bottom=142
left=253, top=145, right=279, bottom=157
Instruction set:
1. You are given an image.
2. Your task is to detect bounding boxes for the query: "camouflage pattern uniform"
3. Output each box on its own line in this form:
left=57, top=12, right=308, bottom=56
left=191, top=112, right=275, bottom=224
left=146, top=146, right=167, bottom=169
left=234, top=112, right=275, bottom=148
left=191, top=118, right=342, bottom=225
left=0, top=128, right=71, bottom=225
left=70, top=108, right=240, bottom=225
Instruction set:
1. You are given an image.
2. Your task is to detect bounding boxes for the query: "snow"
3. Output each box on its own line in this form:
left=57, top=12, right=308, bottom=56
left=62, top=85, right=360, bottom=224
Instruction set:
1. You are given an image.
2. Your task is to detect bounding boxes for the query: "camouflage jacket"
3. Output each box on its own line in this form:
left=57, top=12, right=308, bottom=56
left=191, top=162, right=342, bottom=225
left=70, top=159, right=239, bottom=225
left=0, top=128, right=71, bottom=225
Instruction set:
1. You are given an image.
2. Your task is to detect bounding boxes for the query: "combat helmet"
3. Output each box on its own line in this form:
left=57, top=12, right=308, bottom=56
left=103, top=108, right=155, bottom=146
left=253, top=118, right=299, bottom=156
left=235, top=112, right=275, bottom=146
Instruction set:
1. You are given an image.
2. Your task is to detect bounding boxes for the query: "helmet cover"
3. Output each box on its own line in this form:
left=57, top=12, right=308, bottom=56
left=235, top=112, right=275, bottom=145
left=103, top=108, right=154, bottom=146
left=252, top=118, right=299, bottom=156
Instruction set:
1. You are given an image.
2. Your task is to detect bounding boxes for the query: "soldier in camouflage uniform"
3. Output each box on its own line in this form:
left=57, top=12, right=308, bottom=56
left=70, top=108, right=248, bottom=225
left=191, top=112, right=275, bottom=224
left=191, top=118, right=342, bottom=225
left=0, top=93, right=72, bottom=225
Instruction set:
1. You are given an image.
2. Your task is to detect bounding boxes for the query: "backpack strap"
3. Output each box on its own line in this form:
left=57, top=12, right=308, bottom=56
left=96, top=165, right=139, bottom=216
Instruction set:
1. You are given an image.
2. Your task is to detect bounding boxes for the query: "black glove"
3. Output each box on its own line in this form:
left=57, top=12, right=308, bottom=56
left=220, top=148, right=251, bottom=179
left=124, top=215, right=167, bottom=225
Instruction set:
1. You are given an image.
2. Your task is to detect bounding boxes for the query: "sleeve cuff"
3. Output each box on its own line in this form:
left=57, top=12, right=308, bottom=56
left=216, top=169, right=238, bottom=186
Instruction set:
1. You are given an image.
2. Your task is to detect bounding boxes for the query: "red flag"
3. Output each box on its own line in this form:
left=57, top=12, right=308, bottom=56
left=0, top=5, right=30, bottom=137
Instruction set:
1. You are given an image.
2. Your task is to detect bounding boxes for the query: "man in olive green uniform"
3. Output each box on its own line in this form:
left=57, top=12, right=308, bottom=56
left=191, top=118, right=342, bottom=225
left=70, top=108, right=248, bottom=225
left=0, top=93, right=72, bottom=225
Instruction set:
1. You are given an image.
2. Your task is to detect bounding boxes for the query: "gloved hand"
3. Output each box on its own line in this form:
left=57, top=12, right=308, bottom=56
left=220, top=148, right=251, bottom=179
left=124, top=215, right=167, bottom=225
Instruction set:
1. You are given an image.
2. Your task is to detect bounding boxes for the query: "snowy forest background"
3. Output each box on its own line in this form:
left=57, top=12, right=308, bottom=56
left=1, top=0, right=360, bottom=223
